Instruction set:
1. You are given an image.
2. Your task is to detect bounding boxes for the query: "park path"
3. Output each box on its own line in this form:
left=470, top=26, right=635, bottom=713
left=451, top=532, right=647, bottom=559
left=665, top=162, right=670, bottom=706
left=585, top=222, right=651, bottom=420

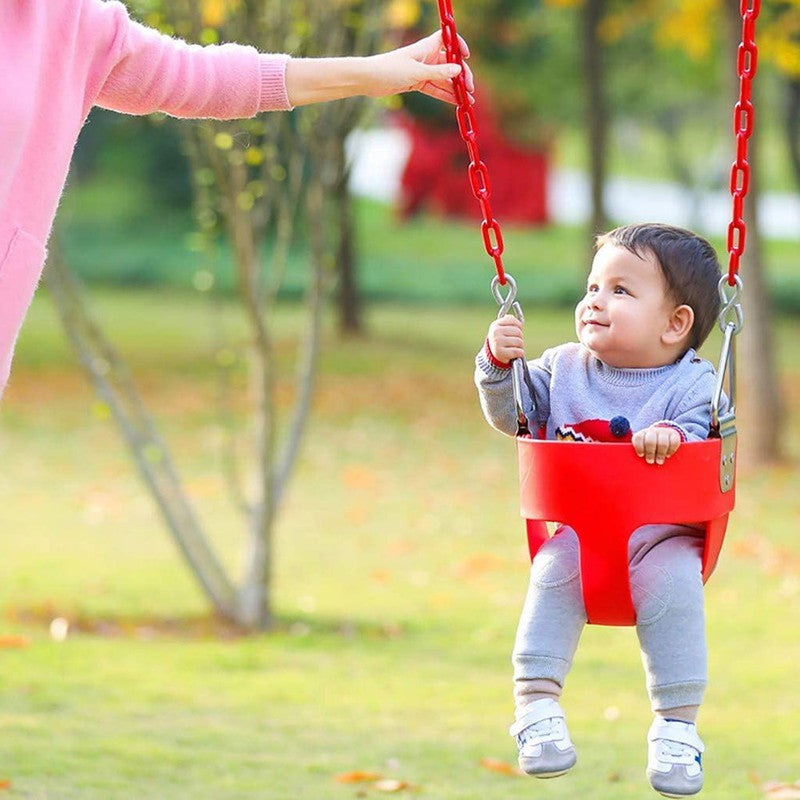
left=347, top=128, right=800, bottom=241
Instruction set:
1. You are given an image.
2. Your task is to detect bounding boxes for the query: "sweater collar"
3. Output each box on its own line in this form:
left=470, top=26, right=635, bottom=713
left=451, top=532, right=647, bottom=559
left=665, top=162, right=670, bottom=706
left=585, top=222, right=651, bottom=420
left=588, top=348, right=696, bottom=387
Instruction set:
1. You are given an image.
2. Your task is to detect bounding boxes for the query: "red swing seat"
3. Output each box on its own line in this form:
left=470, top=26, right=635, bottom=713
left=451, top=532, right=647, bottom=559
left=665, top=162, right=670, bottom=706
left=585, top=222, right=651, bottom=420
left=518, top=437, right=735, bottom=626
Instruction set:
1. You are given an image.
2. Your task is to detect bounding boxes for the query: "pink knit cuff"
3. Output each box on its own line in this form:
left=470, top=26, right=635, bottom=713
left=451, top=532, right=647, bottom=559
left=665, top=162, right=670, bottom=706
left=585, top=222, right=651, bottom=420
left=258, top=54, right=292, bottom=111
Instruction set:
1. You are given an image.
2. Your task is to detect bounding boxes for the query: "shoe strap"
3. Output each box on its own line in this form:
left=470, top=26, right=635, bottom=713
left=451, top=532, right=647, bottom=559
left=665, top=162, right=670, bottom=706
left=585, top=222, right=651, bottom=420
left=509, top=698, right=565, bottom=737
left=648, top=719, right=705, bottom=753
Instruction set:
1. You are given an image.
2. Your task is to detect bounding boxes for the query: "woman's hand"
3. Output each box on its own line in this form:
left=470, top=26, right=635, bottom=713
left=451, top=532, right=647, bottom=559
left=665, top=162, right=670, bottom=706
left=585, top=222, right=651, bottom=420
left=285, top=31, right=473, bottom=107
left=366, top=30, right=474, bottom=104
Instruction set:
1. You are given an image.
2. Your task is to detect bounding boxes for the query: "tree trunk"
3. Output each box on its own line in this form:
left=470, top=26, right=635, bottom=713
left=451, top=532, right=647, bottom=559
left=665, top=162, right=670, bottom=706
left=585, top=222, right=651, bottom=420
left=786, top=78, right=800, bottom=194
left=44, top=242, right=239, bottom=620
left=583, top=0, right=609, bottom=240
left=334, top=147, right=363, bottom=335
left=724, top=3, right=783, bottom=466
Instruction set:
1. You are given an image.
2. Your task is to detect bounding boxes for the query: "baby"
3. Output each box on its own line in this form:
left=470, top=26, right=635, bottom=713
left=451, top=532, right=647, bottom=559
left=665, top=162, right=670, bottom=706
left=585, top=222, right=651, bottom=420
left=475, top=223, right=726, bottom=798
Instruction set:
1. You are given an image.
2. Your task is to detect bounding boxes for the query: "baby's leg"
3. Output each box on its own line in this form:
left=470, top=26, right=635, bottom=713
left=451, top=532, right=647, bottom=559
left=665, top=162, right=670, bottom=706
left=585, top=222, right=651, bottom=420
left=630, top=526, right=707, bottom=720
left=513, top=526, right=587, bottom=711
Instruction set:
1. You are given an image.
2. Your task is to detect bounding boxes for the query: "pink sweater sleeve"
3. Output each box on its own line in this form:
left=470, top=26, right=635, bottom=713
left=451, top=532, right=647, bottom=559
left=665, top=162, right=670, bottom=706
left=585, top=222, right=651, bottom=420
left=92, top=2, right=292, bottom=118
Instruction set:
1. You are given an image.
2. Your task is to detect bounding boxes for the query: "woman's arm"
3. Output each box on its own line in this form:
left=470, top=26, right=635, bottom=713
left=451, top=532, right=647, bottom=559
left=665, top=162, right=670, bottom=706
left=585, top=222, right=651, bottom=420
left=92, top=0, right=471, bottom=119
left=285, top=31, right=473, bottom=107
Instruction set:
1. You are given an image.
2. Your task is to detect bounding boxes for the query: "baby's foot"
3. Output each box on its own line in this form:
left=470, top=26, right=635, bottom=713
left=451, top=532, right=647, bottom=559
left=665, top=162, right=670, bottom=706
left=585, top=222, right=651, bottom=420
left=646, top=718, right=704, bottom=797
left=509, top=697, right=576, bottom=778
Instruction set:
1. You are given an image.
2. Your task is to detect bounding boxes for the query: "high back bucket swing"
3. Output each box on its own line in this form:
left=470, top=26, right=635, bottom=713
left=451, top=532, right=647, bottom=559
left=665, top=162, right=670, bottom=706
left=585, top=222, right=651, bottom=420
left=437, top=0, right=759, bottom=625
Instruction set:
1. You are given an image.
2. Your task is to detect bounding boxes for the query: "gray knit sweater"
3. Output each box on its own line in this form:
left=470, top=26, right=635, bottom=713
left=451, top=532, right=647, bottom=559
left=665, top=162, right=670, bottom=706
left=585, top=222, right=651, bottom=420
left=475, top=342, right=723, bottom=442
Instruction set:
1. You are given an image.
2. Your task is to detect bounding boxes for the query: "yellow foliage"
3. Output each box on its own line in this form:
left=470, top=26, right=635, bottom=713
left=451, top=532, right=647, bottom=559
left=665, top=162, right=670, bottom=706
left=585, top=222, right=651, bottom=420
left=598, top=13, right=627, bottom=44
left=543, top=0, right=583, bottom=8
left=386, top=0, right=421, bottom=29
left=214, top=132, right=235, bottom=151
left=245, top=147, right=264, bottom=167
left=655, top=0, right=718, bottom=61
left=762, top=7, right=800, bottom=78
left=201, top=0, right=240, bottom=29
left=763, top=35, right=800, bottom=78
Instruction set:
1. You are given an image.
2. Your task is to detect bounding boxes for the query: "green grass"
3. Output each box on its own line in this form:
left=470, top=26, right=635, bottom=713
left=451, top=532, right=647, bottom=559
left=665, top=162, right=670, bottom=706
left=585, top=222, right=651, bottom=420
left=58, top=175, right=800, bottom=311
left=0, top=291, right=799, bottom=798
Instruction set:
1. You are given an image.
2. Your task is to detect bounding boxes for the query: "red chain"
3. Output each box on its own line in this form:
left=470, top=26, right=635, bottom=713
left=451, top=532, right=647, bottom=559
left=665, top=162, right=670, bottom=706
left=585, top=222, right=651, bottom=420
left=727, top=0, right=760, bottom=286
left=437, top=0, right=507, bottom=284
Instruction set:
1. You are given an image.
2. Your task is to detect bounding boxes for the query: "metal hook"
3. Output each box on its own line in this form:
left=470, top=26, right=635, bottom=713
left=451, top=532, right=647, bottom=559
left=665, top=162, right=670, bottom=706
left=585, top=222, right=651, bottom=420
left=711, top=322, right=737, bottom=430
left=489, top=274, right=536, bottom=435
left=491, top=274, right=524, bottom=321
left=717, top=274, right=744, bottom=335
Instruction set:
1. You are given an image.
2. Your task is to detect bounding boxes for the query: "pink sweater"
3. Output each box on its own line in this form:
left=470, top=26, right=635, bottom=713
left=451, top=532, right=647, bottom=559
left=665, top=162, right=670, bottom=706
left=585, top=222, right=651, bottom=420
left=0, top=0, right=292, bottom=393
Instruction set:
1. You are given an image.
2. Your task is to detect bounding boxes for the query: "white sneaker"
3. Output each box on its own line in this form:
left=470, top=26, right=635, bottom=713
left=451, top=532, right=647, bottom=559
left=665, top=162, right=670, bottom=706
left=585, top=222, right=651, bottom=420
left=646, top=718, right=705, bottom=797
left=509, top=697, right=577, bottom=778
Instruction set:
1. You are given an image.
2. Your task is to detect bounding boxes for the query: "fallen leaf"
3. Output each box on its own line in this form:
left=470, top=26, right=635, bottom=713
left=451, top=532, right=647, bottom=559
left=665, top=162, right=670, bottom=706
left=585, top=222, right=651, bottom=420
left=0, top=636, right=30, bottom=649
left=0, top=779, right=10, bottom=791
left=479, top=757, right=523, bottom=776
left=342, top=465, right=377, bottom=491
left=454, top=553, right=505, bottom=579
left=374, top=779, right=411, bottom=792
left=334, top=771, right=382, bottom=784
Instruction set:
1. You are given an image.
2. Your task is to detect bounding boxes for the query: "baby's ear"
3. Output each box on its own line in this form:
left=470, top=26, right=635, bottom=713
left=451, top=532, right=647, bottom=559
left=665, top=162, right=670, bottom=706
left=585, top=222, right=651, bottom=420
left=663, top=304, right=694, bottom=345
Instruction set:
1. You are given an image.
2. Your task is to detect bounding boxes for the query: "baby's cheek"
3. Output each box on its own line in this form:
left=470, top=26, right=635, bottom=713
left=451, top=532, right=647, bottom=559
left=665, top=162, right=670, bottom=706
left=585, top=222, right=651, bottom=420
left=573, top=302, right=586, bottom=332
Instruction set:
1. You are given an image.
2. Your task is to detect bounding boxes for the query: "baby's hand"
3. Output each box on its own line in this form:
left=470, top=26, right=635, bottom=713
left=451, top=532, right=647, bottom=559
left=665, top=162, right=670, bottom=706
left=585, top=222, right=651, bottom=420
left=632, top=425, right=682, bottom=465
left=487, top=314, right=525, bottom=364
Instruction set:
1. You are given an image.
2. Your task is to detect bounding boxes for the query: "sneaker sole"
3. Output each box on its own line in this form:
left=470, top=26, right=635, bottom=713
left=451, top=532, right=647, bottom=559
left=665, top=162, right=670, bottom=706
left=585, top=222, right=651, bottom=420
left=519, top=752, right=577, bottom=778
left=648, top=776, right=703, bottom=798
left=527, top=769, right=570, bottom=779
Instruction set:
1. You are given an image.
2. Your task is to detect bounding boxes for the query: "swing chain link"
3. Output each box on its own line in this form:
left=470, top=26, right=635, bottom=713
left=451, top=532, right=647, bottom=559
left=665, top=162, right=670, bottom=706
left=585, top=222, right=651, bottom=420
left=726, top=0, right=760, bottom=287
left=437, top=0, right=507, bottom=286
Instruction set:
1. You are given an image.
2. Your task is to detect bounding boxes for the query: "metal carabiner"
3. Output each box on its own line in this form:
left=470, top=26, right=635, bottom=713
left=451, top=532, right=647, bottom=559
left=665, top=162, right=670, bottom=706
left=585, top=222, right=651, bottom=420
left=491, top=274, right=524, bottom=321
left=711, top=321, right=737, bottom=429
left=710, top=274, right=743, bottom=493
left=717, top=274, right=744, bottom=335
left=490, top=274, right=537, bottom=436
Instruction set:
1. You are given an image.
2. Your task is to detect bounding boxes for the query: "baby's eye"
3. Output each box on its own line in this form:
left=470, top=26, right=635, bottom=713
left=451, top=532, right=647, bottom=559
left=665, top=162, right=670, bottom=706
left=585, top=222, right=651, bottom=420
left=587, top=284, right=599, bottom=293
left=613, top=285, right=629, bottom=295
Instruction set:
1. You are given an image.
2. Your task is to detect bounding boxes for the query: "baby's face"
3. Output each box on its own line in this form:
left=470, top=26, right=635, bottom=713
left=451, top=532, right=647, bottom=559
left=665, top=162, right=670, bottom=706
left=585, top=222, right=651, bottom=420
left=574, top=243, right=678, bottom=369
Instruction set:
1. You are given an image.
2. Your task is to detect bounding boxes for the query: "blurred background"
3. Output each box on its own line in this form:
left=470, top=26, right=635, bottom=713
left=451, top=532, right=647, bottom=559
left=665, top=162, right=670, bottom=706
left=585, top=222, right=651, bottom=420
left=0, top=1, right=798, bottom=798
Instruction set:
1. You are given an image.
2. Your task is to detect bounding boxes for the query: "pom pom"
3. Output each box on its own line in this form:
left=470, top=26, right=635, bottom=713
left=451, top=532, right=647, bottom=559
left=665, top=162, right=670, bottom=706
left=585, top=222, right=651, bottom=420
left=610, top=415, right=631, bottom=438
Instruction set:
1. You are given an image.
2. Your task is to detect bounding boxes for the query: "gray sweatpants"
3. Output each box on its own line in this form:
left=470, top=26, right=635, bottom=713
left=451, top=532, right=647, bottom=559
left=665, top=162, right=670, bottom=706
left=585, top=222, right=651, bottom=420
left=512, top=524, right=707, bottom=713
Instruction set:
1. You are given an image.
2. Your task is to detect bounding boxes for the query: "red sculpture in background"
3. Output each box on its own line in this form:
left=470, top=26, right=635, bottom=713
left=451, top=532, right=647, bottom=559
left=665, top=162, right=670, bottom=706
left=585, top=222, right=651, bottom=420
left=397, top=98, right=550, bottom=226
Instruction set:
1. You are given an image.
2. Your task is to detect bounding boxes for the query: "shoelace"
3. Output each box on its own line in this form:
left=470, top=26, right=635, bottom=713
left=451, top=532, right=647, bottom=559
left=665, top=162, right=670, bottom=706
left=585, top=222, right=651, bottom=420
left=518, top=717, right=562, bottom=748
left=657, top=739, right=698, bottom=765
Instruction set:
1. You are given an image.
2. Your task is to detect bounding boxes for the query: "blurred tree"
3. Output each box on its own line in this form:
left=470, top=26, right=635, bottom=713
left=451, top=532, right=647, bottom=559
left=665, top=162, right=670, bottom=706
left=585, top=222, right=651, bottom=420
left=582, top=0, right=609, bottom=236
left=164, top=0, right=383, bottom=626
left=761, top=1, right=800, bottom=192
left=599, top=1, right=728, bottom=228
left=51, top=0, right=382, bottom=630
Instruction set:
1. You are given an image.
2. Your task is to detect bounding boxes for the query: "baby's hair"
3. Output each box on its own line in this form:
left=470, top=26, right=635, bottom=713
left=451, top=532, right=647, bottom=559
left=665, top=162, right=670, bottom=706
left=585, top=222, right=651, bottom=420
left=596, top=223, right=722, bottom=352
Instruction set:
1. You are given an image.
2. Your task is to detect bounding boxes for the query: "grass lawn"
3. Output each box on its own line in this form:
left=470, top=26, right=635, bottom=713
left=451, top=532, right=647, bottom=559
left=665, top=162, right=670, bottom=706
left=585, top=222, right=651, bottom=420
left=0, top=291, right=799, bottom=799
left=58, top=186, right=800, bottom=313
